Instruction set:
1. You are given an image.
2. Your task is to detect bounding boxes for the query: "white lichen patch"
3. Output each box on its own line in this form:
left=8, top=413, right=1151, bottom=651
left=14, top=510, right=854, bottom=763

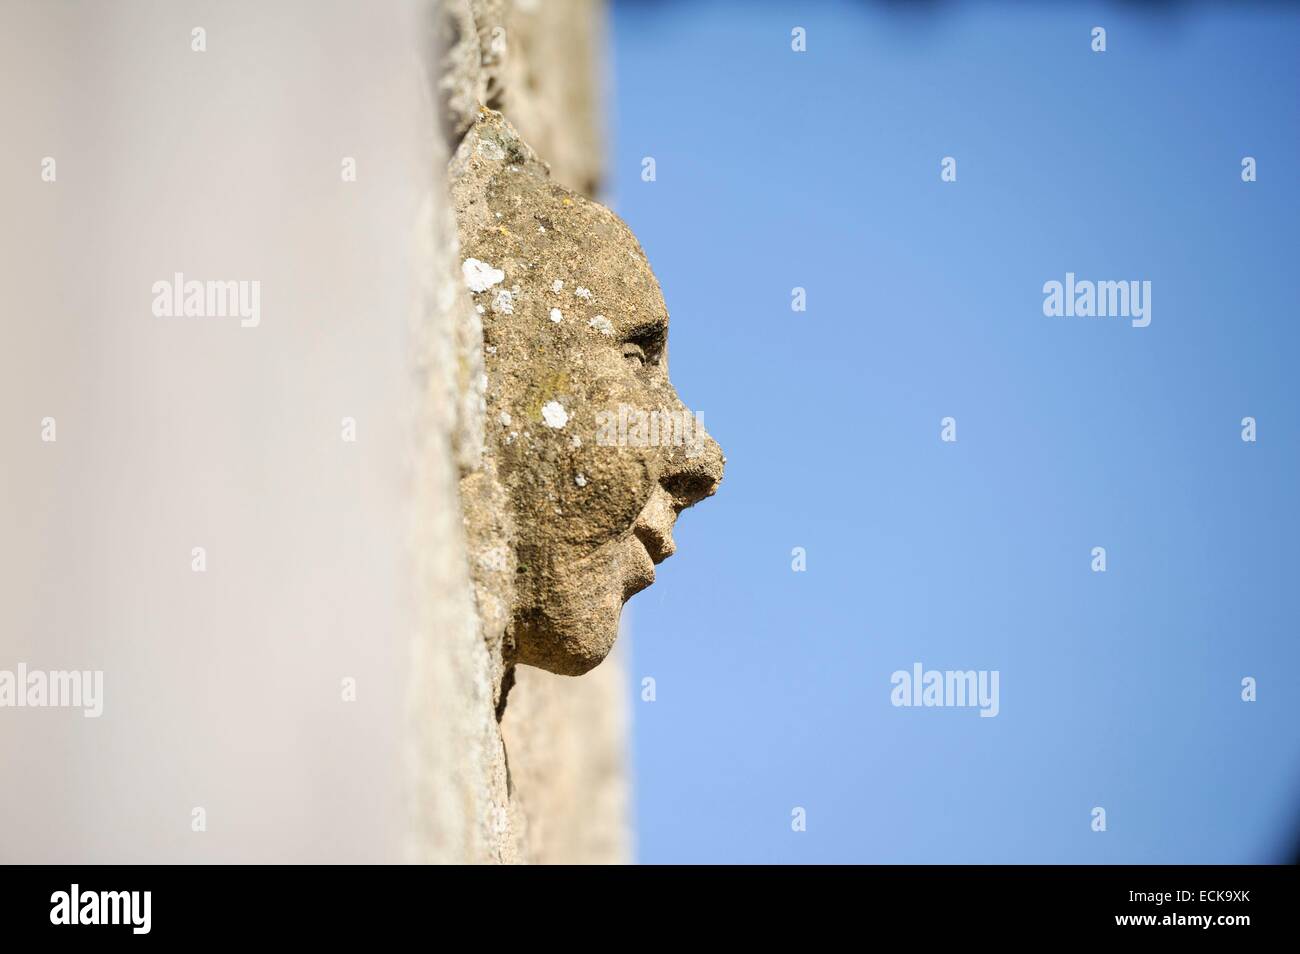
left=477, top=139, right=506, bottom=161
left=575, top=473, right=588, bottom=488
left=575, top=286, right=592, bottom=300
left=570, top=435, right=582, bottom=448
left=550, top=308, right=563, bottom=323
left=478, top=546, right=508, bottom=572
left=492, top=289, right=514, bottom=314
left=499, top=411, right=512, bottom=426
left=551, top=279, right=564, bottom=293
left=462, top=258, right=504, bottom=293
left=541, top=401, right=569, bottom=429
left=588, top=315, right=613, bottom=336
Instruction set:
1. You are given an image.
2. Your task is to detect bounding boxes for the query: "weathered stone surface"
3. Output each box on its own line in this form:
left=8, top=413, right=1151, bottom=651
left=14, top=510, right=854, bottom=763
left=499, top=647, right=631, bottom=863
left=430, top=0, right=723, bottom=864
left=495, top=0, right=606, bottom=196
left=451, top=110, right=725, bottom=676
left=438, top=0, right=604, bottom=192
left=435, top=0, right=485, bottom=145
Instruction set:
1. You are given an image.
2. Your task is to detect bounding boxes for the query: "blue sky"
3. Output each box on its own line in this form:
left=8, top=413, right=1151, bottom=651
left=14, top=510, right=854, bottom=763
left=608, top=0, right=1300, bottom=863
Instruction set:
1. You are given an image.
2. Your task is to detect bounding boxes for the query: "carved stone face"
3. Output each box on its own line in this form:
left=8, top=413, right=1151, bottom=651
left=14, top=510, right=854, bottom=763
left=453, top=113, right=724, bottom=676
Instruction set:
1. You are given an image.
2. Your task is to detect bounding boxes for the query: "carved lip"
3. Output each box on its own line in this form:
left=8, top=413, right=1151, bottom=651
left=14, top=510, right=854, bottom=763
left=623, top=492, right=676, bottom=599
left=632, top=524, right=674, bottom=565
left=623, top=531, right=656, bottom=598
left=631, top=492, right=678, bottom=564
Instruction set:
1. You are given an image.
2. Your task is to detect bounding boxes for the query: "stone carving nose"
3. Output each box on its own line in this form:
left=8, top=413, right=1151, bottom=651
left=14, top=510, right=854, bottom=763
left=662, top=427, right=724, bottom=511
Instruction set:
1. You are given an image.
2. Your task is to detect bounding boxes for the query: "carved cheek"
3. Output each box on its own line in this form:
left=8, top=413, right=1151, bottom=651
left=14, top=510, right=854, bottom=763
left=516, top=391, right=648, bottom=553
left=571, top=443, right=655, bottom=541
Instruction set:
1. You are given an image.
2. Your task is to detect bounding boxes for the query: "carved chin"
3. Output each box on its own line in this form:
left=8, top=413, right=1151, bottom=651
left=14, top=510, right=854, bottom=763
left=513, top=532, right=652, bottom=676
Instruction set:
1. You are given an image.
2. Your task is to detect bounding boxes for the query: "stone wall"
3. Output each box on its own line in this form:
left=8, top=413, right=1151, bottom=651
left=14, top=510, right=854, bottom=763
left=0, top=0, right=622, bottom=865
left=4, top=0, right=445, bottom=864
left=427, top=0, right=630, bottom=864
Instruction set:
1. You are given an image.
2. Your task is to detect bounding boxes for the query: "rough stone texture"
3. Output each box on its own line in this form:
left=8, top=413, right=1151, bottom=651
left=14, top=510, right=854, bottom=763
left=449, top=108, right=724, bottom=863
left=450, top=111, right=725, bottom=678
left=1, top=0, right=681, bottom=866
left=432, top=0, right=724, bottom=864
left=500, top=638, right=632, bottom=864
left=440, top=0, right=604, bottom=195
left=407, top=141, right=509, bottom=863
left=472, top=3, right=628, bottom=863
left=3, top=0, right=483, bottom=864
left=433, top=0, right=631, bottom=864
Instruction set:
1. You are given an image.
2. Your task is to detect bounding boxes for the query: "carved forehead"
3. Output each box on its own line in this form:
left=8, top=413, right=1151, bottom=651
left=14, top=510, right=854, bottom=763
left=453, top=113, right=668, bottom=336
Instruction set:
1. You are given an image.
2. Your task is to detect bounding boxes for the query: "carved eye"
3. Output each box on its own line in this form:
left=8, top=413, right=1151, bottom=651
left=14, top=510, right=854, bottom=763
left=622, top=326, right=666, bottom=369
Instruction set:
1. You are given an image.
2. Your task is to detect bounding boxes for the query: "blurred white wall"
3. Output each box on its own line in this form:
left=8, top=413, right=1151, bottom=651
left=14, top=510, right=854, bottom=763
left=0, top=0, right=440, bottom=862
